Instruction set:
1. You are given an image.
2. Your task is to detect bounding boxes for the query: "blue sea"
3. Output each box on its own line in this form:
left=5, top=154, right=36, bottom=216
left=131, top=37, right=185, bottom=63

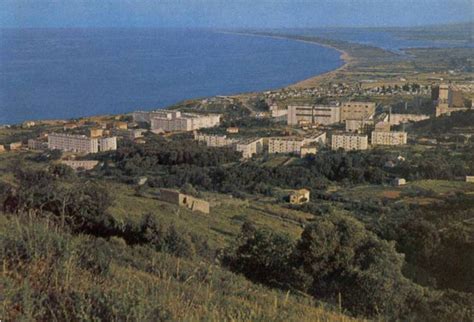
left=0, top=28, right=344, bottom=124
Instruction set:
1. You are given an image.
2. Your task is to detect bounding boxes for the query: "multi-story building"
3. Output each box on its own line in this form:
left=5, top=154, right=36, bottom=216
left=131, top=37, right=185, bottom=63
left=143, top=111, right=221, bottom=132
left=194, top=133, right=236, bottom=147
left=287, top=105, right=341, bottom=125
left=89, top=128, right=104, bottom=138
left=268, top=132, right=326, bottom=154
left=48, top=133, right=99, bottom=153
left=340, top=102, right=376, bottom=122
left=331, top=134, right=368, bottom=151
left=434, top=84, right=470, bottom=117
left=48, top=133, right=117, bottom=153
left=236, top=138, right=263, bottom=159
left=371, top=131, right=407, bottom=146
left=98, top=136, right=117, bottom=151
left=28, top=139, right=48, bottom=150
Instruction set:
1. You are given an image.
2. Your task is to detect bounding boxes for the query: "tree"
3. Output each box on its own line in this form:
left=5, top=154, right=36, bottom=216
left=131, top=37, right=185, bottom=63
left=293, top=215, right=411, bottom=318
left=223, top=222, right=295, bottom=288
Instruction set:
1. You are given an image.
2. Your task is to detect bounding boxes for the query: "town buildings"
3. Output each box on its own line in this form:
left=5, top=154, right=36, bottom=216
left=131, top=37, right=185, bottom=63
left=194, top=133, right=236, bottom=147
left=98, top=136, right=118, bottom=151
left=235, top=138, right=263, bottom=159
left=287, top=105, right=341, bottom=125
left=331, top=134, right=368, bottom=151
left=89, top=128, right=104, bottom=138
left=434, top=84, right=470, bottom=117
left=268, top=132, right=326, bottom=154
left=48, top=133, right=117, bottom=153
left=371, top=131, right=407, bottom=146
left=28, top=139, right=48, bottom=150
left=340, top=102, right=376, bottom=122
left=134, top=110, right=220, bottom=132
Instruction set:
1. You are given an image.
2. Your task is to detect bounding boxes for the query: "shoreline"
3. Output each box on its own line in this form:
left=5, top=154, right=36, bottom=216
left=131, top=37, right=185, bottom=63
left=217, top=31, right=354, bottom=90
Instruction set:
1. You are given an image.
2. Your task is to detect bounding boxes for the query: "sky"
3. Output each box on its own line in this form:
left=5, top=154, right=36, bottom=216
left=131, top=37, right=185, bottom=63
left=0, top=0, right=472, bottom=29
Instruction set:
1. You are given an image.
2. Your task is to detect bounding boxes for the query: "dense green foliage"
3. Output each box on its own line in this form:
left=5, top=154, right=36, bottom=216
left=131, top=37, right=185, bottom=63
left=224, top=218, right=473, bottom=320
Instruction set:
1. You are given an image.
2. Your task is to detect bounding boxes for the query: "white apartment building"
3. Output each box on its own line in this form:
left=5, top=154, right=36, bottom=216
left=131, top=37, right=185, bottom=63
left=236, top=138, right=263, bottom=159
left=340, top=102, right=376, bottom=122
left=134, top=110, right=221, bottom=132
left=98, top=136, right=117, bottom=151
left=48, top=133, right=117, bottom=153
left=331, top=134, right=368, bottom=151
left=148, top=111, right=221, bottom=132
left=287, top=105, right=341, bottom=125
left=268, top=132, right=326, bottom=154
left=194, top=133, right=236, bottom=147
left=371, top=131, right=407, bottom=146
left=48, top=133, right=99, bottom=153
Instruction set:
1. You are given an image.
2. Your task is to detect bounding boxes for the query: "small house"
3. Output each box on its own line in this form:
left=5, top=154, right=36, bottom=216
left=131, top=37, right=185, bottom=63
left=289, top=189, right=310, bottom=204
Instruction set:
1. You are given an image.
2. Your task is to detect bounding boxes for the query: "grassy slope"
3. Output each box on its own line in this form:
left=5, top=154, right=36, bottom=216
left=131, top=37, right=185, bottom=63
left=0, top=215, right=360, bottom=321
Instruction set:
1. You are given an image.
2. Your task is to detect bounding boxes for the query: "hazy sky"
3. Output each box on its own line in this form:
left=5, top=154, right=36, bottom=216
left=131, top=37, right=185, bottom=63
left=1, top=0, right=472, bottom=28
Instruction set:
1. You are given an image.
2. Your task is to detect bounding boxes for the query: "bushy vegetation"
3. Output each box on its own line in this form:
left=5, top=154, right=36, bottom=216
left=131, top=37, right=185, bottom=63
left=224, top=218, right=473, bottom=321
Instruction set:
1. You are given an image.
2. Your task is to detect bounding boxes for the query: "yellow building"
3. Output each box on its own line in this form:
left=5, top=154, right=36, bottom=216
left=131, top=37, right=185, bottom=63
left=287, top=105, right=341, bottom=125
left=89, top=128, right=104, bottom=138
left=159, top=189, right=210, bottom=214
left=340, top=102, right=376, bottom=122
left=289, top=189, right=310, bottom=204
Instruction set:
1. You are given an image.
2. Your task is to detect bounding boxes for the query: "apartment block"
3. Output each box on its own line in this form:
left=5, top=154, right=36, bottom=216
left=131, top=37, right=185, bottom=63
left=48, top=133, right=117, bottom=153
left=142, top=110, right=221, bottom=132
left=434, top=84, right=470, bottom=117
left=48, top=133, right=99, bottom=153
left=236, top=138, right=263, bottom=159
left=98, top=136, right=117, bottom=151
left=331, top=134, right=368, bottom=151
left=194, top=133, right=236, bottom=147
left=340, top=102, right=376, bottom=122
left=287, top=105, right=341, bottom=125
left=371, top=131, right=407, bottom=146
left=269, top=132, right=326, bottom=154
left=28, top=139, right=48, bottom=150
